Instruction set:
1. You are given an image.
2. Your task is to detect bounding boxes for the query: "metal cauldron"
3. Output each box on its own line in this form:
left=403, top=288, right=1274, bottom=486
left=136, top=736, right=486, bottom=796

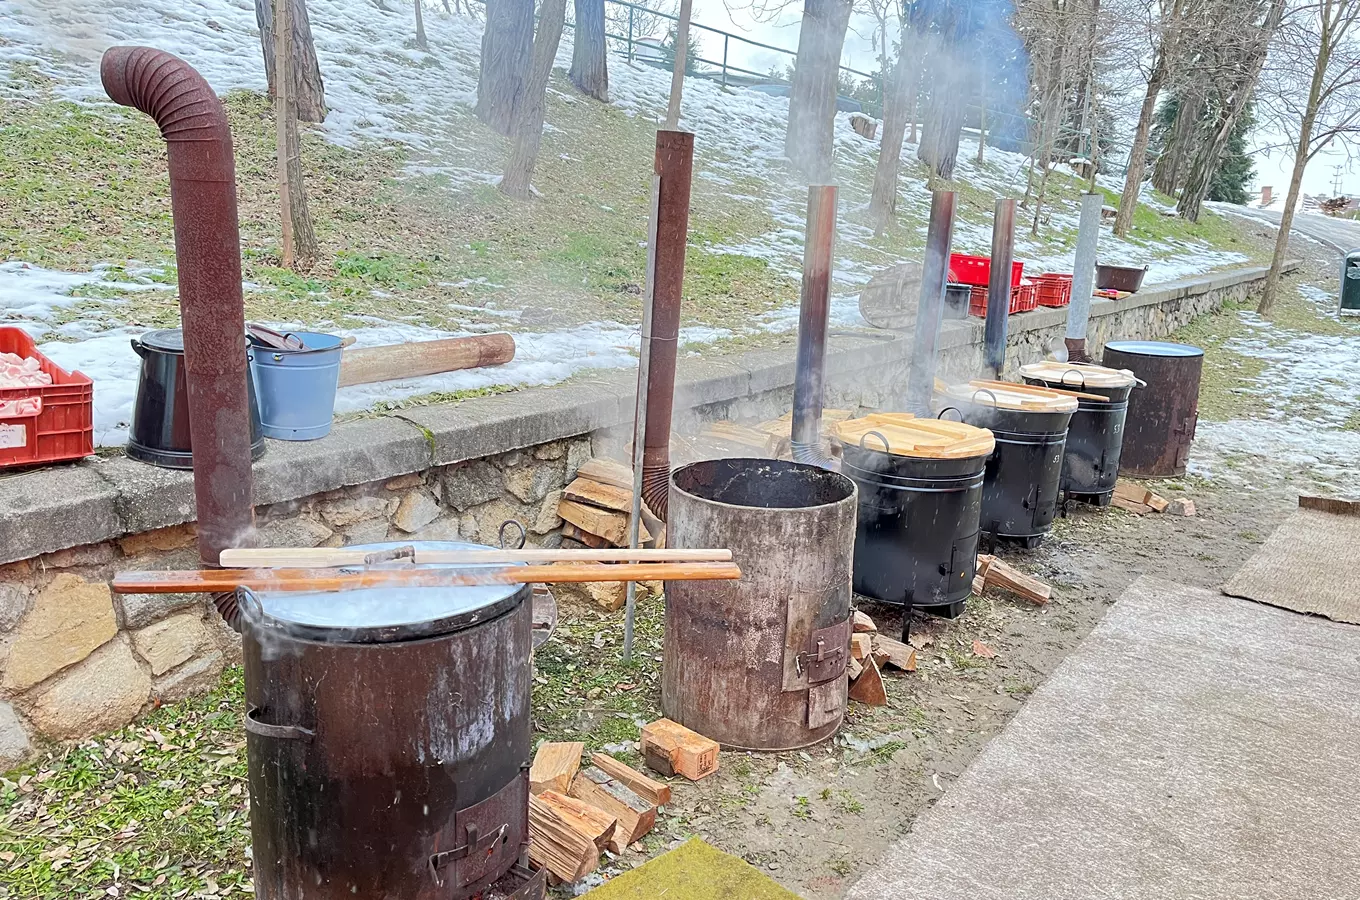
left=240, top=541, right=536, bottom=900
left=1102, top=340, right=1204, bottom=477
left=663, top=458, right=857, bottom=751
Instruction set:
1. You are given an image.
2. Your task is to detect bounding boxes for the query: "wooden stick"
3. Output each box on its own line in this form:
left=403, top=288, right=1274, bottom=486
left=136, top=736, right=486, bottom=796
left=218, top=546, right=733, bottom=569
left=968, top=378, right=1109, bottom=403
left=338, top=333, right=516, bottom=387
left=111, top=562, right=742, bottom=595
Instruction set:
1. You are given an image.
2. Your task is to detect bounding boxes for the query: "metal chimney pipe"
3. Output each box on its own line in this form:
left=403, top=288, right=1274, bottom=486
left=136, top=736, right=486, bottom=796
left=639, top=130, right=694, bottom=522
left=1065, top=192, right=1104, bottom=363
left=791, top=184, right=838, bottom=468
left=904, top=190, right=957, bottom=414
left=102, top=47, right=256, bottom=568
left=985, top=198, right=1017, bottom=378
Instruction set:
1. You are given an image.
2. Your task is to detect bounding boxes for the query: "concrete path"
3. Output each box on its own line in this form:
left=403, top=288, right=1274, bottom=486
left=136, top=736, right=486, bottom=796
left=847, top=576, right=1360, bottom=900
left=1233, top=206, right=1360, bottom=253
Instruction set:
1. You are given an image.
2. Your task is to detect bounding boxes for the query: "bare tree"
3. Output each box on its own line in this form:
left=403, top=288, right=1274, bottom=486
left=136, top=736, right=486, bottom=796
left=502, top=0, right=570, bottom=198
left=256, top=0, right=327, bottom=122
left=1258, top=0, right=1360, bottom=312
left=665, top=0, right=693, bottom=127
left=606, top=0, right=677, bottom=50
left=477, top=0, right=535, bottom=136
left=785, top=0, right=855, bottom=179
left=414, top=0, right=428, bottom=48
left=570, top=0, right=610, bottom=100
left=868, top=4, right=926, bottom=232
left=274, top=0, right=318, bottom=269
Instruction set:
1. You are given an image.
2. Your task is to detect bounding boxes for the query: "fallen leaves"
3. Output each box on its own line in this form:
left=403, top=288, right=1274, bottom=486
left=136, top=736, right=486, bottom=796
left=971, top=640, right=998, bottom=659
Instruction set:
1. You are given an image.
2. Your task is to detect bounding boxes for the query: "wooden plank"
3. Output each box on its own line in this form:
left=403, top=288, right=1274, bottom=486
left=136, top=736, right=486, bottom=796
left=338, top=333, right=515, bottom=387
left=529, top=741, right=584, bottom=795
left=1111, top=496, right=1154, bottom=515
left=640, top=718, right=719, bottom=781
left=1300, top=495, right=1360, bottom=516
left=847, top=655, right=887, bottom=705
left=557, top=500, right=651, bottom=546
left=982, top=557, right=1051, bottom=605
left=848, top=655, right=864, bottom=681
left=1146, top=493, right=1170, bottom=513
left=1114, top=479, right=1152, bottom=505
left=110, top=561, right=742, bottom=595
left=569, top=768, right=656, bottom=853
left=852, top=609, right=877, bottom=633
left=871, top=634, right=917, bottom=672
left=560, top=522, right=613, bottom=550
left=969, top=377, right=1109, bottom=403
left=528, top=793, right=599, bottom=883
left=590, top=753, right=672, bottom=807
left=563, top=477, right=634, bottom=514
left=850, top=632, right=873, bottom=662
left=535, top=790, right=617, bottom=851
left=219, top=546, right=733, bottom=568
left=575, top=458, right=634, bottom=490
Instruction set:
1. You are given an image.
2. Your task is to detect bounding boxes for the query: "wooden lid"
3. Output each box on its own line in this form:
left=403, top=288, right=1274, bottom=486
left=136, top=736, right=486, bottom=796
left=1018, top=360, right=1138, bottom=388
left=836, top=413, right=995, bottom=459
left=943, top=381, right=1080, bottom=412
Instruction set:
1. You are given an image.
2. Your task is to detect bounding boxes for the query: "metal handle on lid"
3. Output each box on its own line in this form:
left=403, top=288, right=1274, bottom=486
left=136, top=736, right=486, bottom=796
left=858, top=430, right=891, bottom=453
left=245, top=706, right=314, bottom=741
left=936, top=406, right=964, bottom=422
left=235, top=587, right=263, bottom=623
left=970, top=388, right=1000, bottom=408
left=498, top=519, right=527, bottom=550
left=1060, top=369, right=1087, bottom=388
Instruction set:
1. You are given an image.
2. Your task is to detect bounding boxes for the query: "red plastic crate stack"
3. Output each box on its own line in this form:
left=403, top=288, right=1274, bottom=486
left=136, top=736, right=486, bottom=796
left=1011, top=280, right=1039, bottom=313
left=1035, top=273, right=1073, bottom=308
left=0, top=327, right=95, bottom=470
left=948, top=253, right=1025, bottom=289
left=968, top=285, right=989, bottom=317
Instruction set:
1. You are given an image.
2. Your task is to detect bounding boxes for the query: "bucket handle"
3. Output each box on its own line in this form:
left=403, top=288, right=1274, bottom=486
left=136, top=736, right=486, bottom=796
left=498, top=519, right=527, bottom=550
left=857, top=430, right=892, bottom=453
left=936, top=406, right=964, bottom=422
left=245, top=706, right=314, bottom=742
left=1060, top=369, right=1087, bottom=388
left=130, top=337, right=146, bottom=358
left=970, top=388, right=1000, bottom=408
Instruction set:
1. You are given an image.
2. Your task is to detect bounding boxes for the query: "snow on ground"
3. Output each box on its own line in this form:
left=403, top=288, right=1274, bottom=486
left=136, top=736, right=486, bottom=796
left=0, top=0, right=1253, bottom=436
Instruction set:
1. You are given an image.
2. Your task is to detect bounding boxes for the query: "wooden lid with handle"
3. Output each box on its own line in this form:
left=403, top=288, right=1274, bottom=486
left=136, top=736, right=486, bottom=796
left=943, top=381, right=1080, bottom=412
left=836, top=413, right=995, bottom=459
left=1018, top=360, right=1138, bottom=388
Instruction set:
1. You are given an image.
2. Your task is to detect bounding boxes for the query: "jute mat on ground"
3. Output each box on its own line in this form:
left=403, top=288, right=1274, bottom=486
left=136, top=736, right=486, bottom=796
left=583, top=838, right=802, bottom=899
left=1223, top=497, right=1360, bottom=625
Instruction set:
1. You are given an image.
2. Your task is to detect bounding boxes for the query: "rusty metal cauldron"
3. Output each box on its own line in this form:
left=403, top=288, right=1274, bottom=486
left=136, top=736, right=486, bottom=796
left=239, top=541, right=540, bottom=900
left=663, top=459, right=858, bottom=751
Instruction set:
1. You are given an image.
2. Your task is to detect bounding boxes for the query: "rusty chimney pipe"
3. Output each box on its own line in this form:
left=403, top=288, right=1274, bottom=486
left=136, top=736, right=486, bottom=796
left=791, top=184, right=837, bottom=468
left=904, top=189, right=956, bottom=414
left=640, top=130, right=694, bottom=522
left=102, top=47, right=256, bottom=568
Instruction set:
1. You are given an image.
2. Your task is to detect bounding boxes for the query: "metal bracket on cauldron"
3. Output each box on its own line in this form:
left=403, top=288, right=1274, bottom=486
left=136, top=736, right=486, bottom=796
left=244, top=706, right=314, bottom=741
left=796, top=618, right=852, bottom=684
left=427, top=822, right=510, bottom=881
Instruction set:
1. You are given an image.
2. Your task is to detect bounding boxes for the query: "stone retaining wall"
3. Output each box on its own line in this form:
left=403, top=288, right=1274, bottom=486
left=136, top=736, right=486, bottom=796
left=0, top=262, right=1291, bottom=768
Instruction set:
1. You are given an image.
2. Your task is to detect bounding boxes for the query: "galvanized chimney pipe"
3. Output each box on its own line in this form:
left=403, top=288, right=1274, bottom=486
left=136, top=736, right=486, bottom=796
left=984, top=198, right=1016, bottom=378
left=791, top=184, right=837, bottom=468
left=1065, top=192, right=1104, bottom=363
left=640, top=130, right=694, bottom=522
left=102, top=47, right=256, bottom=570
left=904, top=190, right=957, bottom=414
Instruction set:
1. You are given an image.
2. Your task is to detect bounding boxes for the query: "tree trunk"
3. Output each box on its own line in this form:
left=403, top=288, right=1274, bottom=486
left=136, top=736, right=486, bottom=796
left=414, top=0, right=428, bottom=49
left=868, top=36, right=919, bottom=234
left=976, top=54, right=987, bottom=166
left=784, top=0, right=854, bottom=181
left=570, top=0, right=609, bottom=101
left=476, top=0, right=535, bottom=136
left=917, top=67, right=968, bottom=180
left=1113, top=53, right=1168, bottom=237
left=274, top=0, right=318, bottom=270
left=1151, top=95, right=1198, bottom=196
left=665, top=0, right=693, bottom=128
left=256, top=0, right=327, bottom=122
left=501, top=0, right=569, bottom=199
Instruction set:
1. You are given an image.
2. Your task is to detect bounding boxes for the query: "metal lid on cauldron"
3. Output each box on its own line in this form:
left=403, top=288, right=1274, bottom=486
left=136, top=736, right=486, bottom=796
left=1104, top=340, right=1204, bottom=358
left=942, top=381, right=1080, bottom=413
left=244, top=541, right=526, bottom=643
left=1019, top=360, right=1138, bottom=389
left=836, top=413, right=995, bottom=459
left=139, top=328, right=186, bottom=353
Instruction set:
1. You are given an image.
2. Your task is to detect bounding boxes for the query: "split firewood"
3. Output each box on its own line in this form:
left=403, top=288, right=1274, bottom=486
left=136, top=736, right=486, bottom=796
left=1166, top=498, right=1196, bottom=516
left=563, top=477, right=634, bottom=514
left=569, top=767, right=656, bottom=854
left=975, top=554, right=1051, bottom=605
left=848, top=655, right=864, bottom=681
left=850, top=632, right=873, bottom=662
left=575, top=458, right=634, bottom=490
left=528, top=793, right=599, bottom=883
left=852, top=610, right=877, bottom=633
left=529, top=741, right=584, bottom=795
left=640, top=718, right=719, bottom=781
left=1114, top=479, right=1169, bottom=513
left=847, top=655, right=887, bottom=706
left=871, top=634, right=917, bottom=672
left=1111, top=496, right=1154, bottom=514
left=590, top=753, right=672, bottom=806
left=1146, top=493, right=1170, bottom=513
left=560, top=522, right=611, bottom=550
left=535, top=790, right=617, bottom=852
left=557, top=499, right=651, bottom=547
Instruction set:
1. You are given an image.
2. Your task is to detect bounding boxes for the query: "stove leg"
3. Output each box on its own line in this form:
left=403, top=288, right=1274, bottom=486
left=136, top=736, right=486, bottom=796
left=901, top=590, right=915, bottom=644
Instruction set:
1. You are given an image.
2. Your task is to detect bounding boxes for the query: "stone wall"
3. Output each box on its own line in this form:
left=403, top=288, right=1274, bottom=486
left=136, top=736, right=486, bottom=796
left=0, top=263, right=1290, bottom=768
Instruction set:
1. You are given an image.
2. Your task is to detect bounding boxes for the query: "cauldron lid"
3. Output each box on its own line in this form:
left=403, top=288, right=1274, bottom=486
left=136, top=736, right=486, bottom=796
left=1019, top=360, right=1138, bottom=388
left=1104, top=340, right=1204, bottom=358
left=246, top=541, right=526, bottom=643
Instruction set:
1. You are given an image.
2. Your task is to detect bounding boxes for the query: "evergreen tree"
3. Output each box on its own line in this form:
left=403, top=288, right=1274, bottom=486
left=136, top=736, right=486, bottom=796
left=1206, top=101, right=1256, bottom=205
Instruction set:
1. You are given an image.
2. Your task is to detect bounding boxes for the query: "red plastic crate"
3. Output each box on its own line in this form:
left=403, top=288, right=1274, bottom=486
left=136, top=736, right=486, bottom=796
left=948, top=253, right=1025, bottom=289
left=1036, top=273, right=1073, bottom=308
left=968, top=285, right=989, bottom=317
left=1011, top=280, right=1039, bottom=313
left=0, top=327, right=94, bottom=470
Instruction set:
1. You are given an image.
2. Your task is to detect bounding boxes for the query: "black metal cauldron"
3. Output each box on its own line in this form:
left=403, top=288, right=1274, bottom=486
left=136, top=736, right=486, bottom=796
left=1021, top=365, right=1139, bottom=505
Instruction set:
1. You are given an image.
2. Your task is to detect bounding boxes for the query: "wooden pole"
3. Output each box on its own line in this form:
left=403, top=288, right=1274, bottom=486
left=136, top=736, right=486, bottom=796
left=112, top=562, right=743, bottom=595
left=218, top=547, right=733, bottom=568
left=664, top=0, right=692, bottom=129
left=337, top=333, right=516, bottom=386
left=274, top=0, right=295, bottom=268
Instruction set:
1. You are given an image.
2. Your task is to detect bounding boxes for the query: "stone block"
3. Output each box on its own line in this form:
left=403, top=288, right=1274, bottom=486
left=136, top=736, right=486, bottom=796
left=385, top=472, right=425, bottom=491
left=410, top=517, right=465, bottom=542
left=116, top=593, right=202, bottom=630
left=0, top=583, right=31, bottom=632
left=467, top=498, right=534, bottom=548
left=25, top=636, right=151, bottom=741
left=4, top=574, right=118, bottom=692
left=320, top=495, right=390, bottom=528
left=0, top=701, right=31, bottom=771
left=250, top=417, right=433, bottom=508
left=553, top=580, right=626, bottom=612
left=117, top=524, right=198, bottom=557
left=41, top=543, right=117, bottom=569
left=0, top=464, right=123, bottom=567
left=132, top=613, right=211, bottom=676
left=442, top=461, right=503, bottom=511
left=565, top=439, right=593, bottom=480
left=393, top=491, right=440, bottom=533
left=533, top=441, right=566, bottom=461
left=530, top=490, right=564, bottom=535
left=496, top=450, right=525, bottom=469
left=254, top=515, right=333, bottom=548
left=152, top=651, right=225, bottom=706
left=504, top=461, right=563, bottom=504
left=345, top=519, right=394, bottom=545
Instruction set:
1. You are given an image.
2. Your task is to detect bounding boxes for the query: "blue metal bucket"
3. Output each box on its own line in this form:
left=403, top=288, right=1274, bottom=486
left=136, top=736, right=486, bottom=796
left=248, top=331, right=343, bottom=441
